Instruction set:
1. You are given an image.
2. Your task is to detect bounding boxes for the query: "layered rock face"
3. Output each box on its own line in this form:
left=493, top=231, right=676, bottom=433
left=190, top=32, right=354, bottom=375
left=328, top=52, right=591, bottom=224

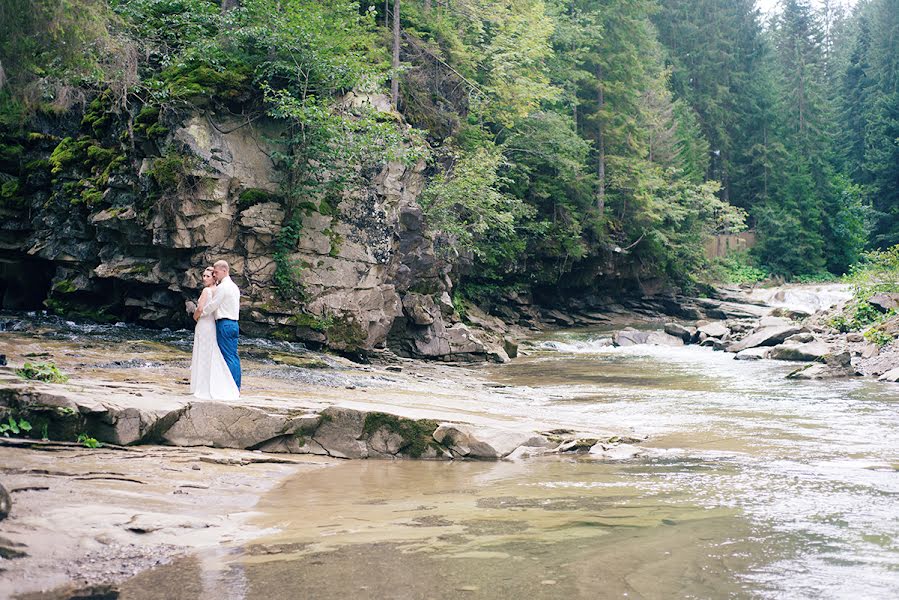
left=0, top=105, right=501, bottom=360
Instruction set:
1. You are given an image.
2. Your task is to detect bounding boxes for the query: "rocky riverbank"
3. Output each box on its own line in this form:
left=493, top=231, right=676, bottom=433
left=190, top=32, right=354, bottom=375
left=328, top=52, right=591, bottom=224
left=593, top=283, right=899, bottom=383
left=1, top=282, right=896, bottom=598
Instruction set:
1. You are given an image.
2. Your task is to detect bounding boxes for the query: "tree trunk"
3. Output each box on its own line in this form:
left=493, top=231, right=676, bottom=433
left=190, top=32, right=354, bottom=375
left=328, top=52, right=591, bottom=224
left=391, top=0, right=401, bottom=110
left=596, top=64, right=606, bottom=215
left=221, top=0, right=240, bottom=12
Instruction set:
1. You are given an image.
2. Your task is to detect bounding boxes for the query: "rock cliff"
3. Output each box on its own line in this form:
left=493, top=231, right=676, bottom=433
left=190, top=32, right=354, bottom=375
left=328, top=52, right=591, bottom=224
left=0, top=100, right=507, bottom=361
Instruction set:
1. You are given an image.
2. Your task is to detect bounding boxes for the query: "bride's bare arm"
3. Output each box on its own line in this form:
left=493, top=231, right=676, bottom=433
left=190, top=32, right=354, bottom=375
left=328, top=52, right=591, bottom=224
left=194, top=288, right=210, bottom=321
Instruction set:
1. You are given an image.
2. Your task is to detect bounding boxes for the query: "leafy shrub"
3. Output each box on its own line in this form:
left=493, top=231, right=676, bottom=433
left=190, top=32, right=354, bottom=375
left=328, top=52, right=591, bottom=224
left=0, top=416, right=32, bottom=436
left=864, top=328, right=894, bottom=348
left=77, top=433, right=102, bottom=448
left=827, top=244, right=899, bottom=333
left=708, top=251, right=769, bottom=284
left=16, top=361, right=69, bottom=383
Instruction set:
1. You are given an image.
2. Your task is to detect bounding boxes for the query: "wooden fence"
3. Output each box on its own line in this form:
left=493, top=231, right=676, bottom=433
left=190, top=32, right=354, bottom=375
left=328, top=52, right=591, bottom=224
left=704, top=231, right=756, bottom=258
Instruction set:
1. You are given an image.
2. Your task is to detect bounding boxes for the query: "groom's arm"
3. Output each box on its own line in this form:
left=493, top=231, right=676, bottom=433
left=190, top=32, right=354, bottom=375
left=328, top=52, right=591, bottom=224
left=200, top=284, right=231, bottom=317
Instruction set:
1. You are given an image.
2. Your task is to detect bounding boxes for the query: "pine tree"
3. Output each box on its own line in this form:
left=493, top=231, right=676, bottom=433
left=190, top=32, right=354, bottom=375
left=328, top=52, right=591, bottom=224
left=864, top=0, right=899, bottom=246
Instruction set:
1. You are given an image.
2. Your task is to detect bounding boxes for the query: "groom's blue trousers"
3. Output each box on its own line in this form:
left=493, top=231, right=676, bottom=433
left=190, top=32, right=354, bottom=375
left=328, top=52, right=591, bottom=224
left=215, top=319, right=241, bottom=389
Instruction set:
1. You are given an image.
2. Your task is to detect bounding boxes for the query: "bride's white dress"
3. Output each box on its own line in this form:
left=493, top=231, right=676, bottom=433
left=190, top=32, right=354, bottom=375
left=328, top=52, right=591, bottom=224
left=190, top=288, right=240, bottom=400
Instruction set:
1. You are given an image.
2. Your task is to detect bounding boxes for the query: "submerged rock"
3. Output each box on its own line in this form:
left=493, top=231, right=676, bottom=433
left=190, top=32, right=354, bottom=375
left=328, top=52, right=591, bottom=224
left=589, top=442, right=642, bottom=460
left=0, top=482, right=10, bottom=521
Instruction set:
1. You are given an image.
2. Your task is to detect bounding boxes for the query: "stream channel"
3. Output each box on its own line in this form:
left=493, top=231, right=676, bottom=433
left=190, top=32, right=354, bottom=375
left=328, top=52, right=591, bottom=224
left=119, top=327, right=899, bottom=600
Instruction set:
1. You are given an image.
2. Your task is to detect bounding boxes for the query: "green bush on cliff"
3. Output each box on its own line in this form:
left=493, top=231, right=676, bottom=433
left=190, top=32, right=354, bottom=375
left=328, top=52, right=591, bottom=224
left=827, top=244, right=899, bottom=334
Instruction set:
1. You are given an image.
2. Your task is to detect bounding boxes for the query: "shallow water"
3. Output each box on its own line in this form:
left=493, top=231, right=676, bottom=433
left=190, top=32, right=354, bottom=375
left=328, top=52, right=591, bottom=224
left=120, top=328, right=899, bottom=599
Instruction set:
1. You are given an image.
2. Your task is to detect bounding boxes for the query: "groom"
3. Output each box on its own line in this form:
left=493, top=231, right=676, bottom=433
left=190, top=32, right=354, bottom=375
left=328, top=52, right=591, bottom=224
left=200, top=260, right=242, bottom=389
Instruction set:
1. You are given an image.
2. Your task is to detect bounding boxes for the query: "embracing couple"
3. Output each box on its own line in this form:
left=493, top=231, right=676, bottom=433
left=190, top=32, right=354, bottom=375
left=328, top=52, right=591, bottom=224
left=188, top=260, right=241, bottom=400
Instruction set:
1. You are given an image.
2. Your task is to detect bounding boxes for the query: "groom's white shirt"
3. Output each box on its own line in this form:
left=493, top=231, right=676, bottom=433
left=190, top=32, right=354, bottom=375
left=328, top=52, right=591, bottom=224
left=201, top=276, right=240, bottom=320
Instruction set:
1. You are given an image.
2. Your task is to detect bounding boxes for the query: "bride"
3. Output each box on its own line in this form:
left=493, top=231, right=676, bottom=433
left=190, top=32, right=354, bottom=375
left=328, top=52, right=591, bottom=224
left=189, top=266, right=240, bottom=400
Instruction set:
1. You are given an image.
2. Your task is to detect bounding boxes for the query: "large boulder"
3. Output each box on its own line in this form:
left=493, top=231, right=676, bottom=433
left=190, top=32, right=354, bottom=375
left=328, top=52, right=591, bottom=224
left=868, top=293, right=899, bottom=313
left=727, top=325, right=806, bottom=353
left=879, top=366, right=899, bottom=382
left=645, top=331, right=685, bottom=346
left=613, top=329, right=650, bottom=346
left=734, top=347, right=771, bottom=361
left=161, top=402, right=313, bottom=449
left=770, top=340, right=831, bottom=362
left=697, top=322, right=729, bottom=339
left=432, top=424, right=543, bottom=459
left=787, top=352, right=858, bottom=379
left=310, top=407, right=369, bottom=459
left=664, top=322, right=694, bottom=343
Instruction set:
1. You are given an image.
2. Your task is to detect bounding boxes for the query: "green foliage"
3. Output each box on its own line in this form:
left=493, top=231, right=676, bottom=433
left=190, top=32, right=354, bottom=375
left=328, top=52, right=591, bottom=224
left=845, top=244, right=899, bottom=295
left=272, top=215, right=306, bottom=300
left=709, top=251, right=770, bottom=284
left=52, top=279, right=78, bottom=294
left=828, top=246, right=899, bottom=333
left=0, top=416, right=33, bottom=437
left=402, top=0, right=559, bottom=128
left=147, top=152, right=196, bottom=191
left=48, top=136, right=126, bottom=206
left=238, top=188, right=279, bottom=207
left=16, top=362, right=69, bottom=384
left=422, top=142, right=530, bottom=259
left=0, top=0, right=115, bottom=107
left=7, top=0, right=893, bottom=325
left=864, top=327, right=894, bottom=348
left=77, top=433, right=102, bottom=448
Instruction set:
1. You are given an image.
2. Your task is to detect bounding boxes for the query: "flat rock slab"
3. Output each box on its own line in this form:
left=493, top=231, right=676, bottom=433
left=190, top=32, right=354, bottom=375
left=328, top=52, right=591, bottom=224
left=161, top=402, right=299, bottom=449
left=728, top=325, right=805, bottom=353
left=759, top=316, right=795, bottom=328
left=879, top=367, right=899, bottom=382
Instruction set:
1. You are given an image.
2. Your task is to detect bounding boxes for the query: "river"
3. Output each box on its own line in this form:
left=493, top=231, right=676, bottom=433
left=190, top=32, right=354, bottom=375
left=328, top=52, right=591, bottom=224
left=116, top=327, right=899, bottom=599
